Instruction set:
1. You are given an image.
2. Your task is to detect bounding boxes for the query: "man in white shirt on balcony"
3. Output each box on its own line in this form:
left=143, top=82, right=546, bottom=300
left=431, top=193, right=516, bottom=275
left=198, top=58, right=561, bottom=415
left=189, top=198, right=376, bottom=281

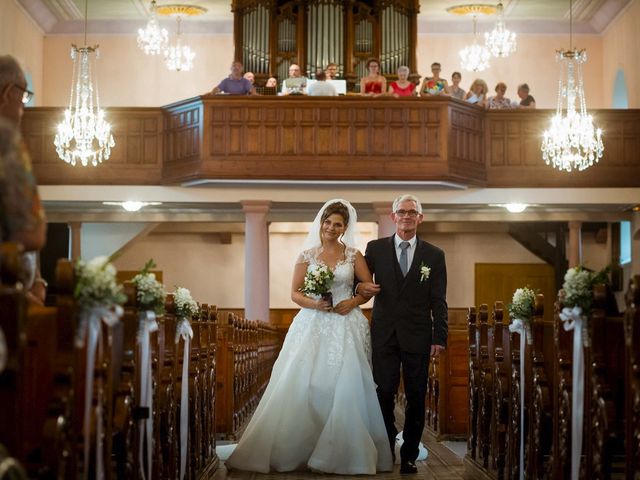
left=307, top=71, right=337, bottom=97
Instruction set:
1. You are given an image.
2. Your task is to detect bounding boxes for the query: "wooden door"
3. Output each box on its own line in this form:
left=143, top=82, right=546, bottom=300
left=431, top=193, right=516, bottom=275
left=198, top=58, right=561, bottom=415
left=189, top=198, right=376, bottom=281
left=475, top=263, right=556, bottom=324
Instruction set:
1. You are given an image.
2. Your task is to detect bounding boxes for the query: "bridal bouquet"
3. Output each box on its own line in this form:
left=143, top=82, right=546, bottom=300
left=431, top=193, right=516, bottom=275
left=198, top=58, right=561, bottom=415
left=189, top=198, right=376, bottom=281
left=74, top=256, right=127, bottom=310
left=173, top=286, right=200, bottom=319
left=299, top=264, right=334, bottom=297
left=132, top=259, right=166, bottom=314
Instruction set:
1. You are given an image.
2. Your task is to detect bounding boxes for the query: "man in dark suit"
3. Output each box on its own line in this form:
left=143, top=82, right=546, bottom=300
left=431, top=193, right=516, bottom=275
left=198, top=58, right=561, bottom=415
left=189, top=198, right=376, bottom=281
left=358, top=194, right=448, bottom=474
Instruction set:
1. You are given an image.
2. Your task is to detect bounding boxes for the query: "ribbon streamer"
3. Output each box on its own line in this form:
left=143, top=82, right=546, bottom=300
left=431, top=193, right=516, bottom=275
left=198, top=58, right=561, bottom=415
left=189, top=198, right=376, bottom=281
left=175, top=317, right=193, bottom=480
left=76, top=305, right=123, bottom=480
left=137, top=311, right=159, bottom=480
left=508, top=318, right=526, bottom=480
left=560, top=306, right=585, bottom=480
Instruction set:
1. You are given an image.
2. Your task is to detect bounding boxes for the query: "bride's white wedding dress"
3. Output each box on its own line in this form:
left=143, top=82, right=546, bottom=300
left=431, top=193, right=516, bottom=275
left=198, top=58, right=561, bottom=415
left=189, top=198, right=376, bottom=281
left=225, top=246, right=393, bottom=474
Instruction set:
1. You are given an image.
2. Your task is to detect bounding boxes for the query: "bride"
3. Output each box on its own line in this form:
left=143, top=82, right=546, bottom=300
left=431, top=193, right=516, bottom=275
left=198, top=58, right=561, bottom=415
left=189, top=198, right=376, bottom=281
left=225, top=199, right=393, bottom=474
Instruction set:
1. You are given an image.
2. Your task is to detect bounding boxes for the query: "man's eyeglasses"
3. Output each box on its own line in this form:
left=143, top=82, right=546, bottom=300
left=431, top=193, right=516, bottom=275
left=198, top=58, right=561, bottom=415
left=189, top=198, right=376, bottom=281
left=13, top=84, right=34, bottom=104
left=395, top=209, right=420, bottom=218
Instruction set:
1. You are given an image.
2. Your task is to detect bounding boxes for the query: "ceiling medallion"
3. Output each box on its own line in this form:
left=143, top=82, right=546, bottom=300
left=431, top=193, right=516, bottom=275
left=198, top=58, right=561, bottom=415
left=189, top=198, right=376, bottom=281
left=155, top=4, right=208, bottom=17
left=445, top=4, right=497, bottom=16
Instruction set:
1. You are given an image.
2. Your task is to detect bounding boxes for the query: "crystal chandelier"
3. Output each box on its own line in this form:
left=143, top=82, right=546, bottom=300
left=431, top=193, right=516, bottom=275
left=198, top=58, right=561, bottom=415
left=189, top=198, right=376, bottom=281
left=541, top=0, right=603, bottom=172
left=164, top=16, right=195, bottom=71
left=54, top=1, right=114, bottom=167
left=460, top=16, right=491, bottom=72
left=137, top=0, right=168, bottom=55
left=484, top=1, right=516, bottom=58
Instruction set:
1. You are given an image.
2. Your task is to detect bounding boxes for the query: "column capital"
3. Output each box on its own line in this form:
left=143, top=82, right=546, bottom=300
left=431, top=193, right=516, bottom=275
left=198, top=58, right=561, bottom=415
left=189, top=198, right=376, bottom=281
left=241, top=200, right=272, bottom=214
left=568, top=220, right=583, bottom=230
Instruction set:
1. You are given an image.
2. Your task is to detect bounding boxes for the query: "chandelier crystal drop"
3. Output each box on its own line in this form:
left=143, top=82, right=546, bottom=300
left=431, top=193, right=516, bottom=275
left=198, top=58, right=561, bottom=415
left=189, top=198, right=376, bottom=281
left=137, top=0, right=169, bottom=55
left=54, top=0, right=115, bottom=168
left=484, top=1, right=516, bottom=58
left=541, top=0, right=603, bottom=173
left=164, top=17, right=195, bottom=71
left=460, top=16, right=491, bottom=72
left=541, top=49, right=603, bottom=171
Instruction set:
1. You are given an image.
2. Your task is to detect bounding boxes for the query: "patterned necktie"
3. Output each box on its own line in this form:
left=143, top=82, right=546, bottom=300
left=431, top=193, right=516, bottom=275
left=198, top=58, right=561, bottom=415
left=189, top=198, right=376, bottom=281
left=399, top=241, right=410, bottom=276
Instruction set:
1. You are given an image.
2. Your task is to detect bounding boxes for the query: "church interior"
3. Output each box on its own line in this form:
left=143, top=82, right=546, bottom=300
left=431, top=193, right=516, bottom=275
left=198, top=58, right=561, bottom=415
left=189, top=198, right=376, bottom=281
left=1, top=0, right=639, bottom=477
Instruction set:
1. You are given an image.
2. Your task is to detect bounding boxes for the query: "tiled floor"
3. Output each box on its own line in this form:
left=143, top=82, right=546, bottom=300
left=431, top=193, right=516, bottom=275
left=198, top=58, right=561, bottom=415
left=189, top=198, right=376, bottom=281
left=214, top=412, right=465, bottom=480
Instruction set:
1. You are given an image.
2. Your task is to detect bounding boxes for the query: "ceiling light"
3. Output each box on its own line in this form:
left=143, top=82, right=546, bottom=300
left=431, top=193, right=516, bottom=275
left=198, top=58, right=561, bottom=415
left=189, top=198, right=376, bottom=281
left=459, top=15, right=491, bottom=72
left=484, top=1, right=516, bottom=58
left=489, top=203, right=530, bottom=213
left=103, top=201, right=162, bottom=212
left=541, top=0, right=604, bottom=172
left=137, top=0, right=169, bottom=56
left=54, top=0, right=114, bottom=167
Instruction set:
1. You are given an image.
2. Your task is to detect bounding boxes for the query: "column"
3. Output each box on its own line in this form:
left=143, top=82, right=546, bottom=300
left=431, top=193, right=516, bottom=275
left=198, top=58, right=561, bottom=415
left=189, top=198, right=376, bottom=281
left=68, top=222, right=82, bottom=260
left=568, top=220, right=582, bottom=267
left=242, top=201, right=271, bottom=322
left=372, top=201, right=396, bottom=238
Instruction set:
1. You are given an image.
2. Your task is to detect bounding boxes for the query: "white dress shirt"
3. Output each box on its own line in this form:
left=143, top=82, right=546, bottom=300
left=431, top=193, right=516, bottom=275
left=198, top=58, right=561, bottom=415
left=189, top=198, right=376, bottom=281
left=394, top=234, right=417, bottom=271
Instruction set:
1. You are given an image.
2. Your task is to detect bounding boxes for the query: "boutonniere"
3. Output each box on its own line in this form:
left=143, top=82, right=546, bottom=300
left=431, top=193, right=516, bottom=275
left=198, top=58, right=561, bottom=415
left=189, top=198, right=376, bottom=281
left=419, top=262, right=431, bottom=283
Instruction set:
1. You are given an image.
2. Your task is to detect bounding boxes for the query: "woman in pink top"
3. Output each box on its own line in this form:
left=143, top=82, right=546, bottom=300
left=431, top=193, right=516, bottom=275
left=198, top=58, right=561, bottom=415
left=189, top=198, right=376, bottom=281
left=360, top=58, right=386, bottom=96
left=388, top=66, right=416, bottom=97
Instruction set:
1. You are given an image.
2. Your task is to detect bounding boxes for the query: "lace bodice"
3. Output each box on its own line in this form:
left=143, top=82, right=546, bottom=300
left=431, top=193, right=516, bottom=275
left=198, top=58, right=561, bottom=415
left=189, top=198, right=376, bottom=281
left=299, top=246, right=357, bottom=304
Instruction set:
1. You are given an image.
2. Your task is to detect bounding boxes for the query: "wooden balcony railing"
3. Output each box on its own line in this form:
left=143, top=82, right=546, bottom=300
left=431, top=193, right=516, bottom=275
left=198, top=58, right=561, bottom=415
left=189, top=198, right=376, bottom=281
left=22, top=97, right=640, bottom=188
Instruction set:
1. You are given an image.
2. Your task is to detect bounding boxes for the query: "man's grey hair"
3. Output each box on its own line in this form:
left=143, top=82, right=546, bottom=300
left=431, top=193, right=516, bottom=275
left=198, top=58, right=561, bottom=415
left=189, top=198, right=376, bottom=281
left=392, top=194, right=423, bottom=214
left=397, top=65, right=410, bottom=76
left=0, top=55, right=25, bottom=92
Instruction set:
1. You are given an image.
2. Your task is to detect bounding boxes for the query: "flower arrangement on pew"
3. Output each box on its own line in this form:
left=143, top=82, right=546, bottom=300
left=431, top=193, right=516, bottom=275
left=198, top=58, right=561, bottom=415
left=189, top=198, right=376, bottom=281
left=172, top=285, right=199, bottom=480
left=299, top=264, right=335, bottom=305
left=508, top=286, right=536, bottom=344
left=73, top=255, right=126, bottom=479
left=132, top=259, right=166, bottom=478
left=559, top=265, right=609, bottom=480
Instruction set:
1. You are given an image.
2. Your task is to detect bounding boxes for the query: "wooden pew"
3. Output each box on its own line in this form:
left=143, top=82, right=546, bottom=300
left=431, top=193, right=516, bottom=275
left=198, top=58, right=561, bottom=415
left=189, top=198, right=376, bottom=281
left=624, top=275, right=640, bottom=479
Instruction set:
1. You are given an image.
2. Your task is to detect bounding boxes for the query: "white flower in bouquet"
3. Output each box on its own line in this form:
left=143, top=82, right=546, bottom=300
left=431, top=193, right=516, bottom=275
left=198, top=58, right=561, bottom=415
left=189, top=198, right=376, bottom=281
left=562, top=266, right=609, bottom=312
left=74, top=256, right=126, bottom=310
left=300, top=264, right=334, bottom=296
left=174, top=286, right=200, bottom=319
left=132, top=259, right=166, bottom=314
left=508, top=287, right=536, bottom=321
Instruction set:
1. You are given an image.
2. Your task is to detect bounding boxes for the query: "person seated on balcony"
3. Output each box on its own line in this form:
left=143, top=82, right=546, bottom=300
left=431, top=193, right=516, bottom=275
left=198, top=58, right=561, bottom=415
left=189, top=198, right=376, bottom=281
left=420, top=62, right=449, bottom=97
left=211, top=61, right=255, bottom=95
left=388, top=66, right=416, bottom=97
left=265, top=77, right=277, bottom=88
left=487, top=82, right=513, bottom=109
left=360, top=58, right=386, bottom=96
left=516, top=83, right=536, bottom=109
left=464, top=78, right=488, bottom=107
left=325, top=63, right=339, bottom=80
left=243, top=71, right=255, bottom=86
left=447, top=71, right=466, bottom=100
left=282, top=64, right=308, bottom=95
left=307, top=71, right=337, bottom=96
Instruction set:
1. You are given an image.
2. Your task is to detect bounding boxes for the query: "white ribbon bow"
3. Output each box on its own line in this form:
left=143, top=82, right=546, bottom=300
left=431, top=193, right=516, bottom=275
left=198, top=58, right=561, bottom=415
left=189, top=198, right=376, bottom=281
left=560, top=305, right=585, bottom=480
left=508, top=318, right=527, bottom=480
left=137, top=311, right=159, bottom=480
left=175, top=317, right=193, bottom=480
left=76, top=304, right=123, bottom=480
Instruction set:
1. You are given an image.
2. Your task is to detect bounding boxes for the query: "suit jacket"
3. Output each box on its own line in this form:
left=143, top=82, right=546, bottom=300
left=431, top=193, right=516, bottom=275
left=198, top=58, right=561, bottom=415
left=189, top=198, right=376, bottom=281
left=365, top=235, right=448, bottom=354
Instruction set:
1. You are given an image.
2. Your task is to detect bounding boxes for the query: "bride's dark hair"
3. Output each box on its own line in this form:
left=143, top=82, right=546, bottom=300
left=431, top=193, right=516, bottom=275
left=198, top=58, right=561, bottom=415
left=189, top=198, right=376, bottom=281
left=321, top=202, right=350, bottom=225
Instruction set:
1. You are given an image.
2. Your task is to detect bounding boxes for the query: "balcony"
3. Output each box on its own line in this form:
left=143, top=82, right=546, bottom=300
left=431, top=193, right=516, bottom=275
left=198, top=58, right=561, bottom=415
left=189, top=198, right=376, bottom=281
left=22, top=96, right=640, bottom=188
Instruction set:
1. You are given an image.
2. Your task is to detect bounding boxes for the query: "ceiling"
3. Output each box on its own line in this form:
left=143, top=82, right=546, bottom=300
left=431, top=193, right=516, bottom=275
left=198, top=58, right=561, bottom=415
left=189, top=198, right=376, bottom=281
left=17, top=0, right=632, bottom=35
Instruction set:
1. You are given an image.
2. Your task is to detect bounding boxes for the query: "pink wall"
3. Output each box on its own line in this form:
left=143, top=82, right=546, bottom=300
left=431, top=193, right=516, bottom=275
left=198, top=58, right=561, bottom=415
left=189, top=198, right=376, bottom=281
left=42, top=34, right=235, bottom=107
left=602, top=0, right=640, bottom=108
left=0, top=0, right=44, bottom=105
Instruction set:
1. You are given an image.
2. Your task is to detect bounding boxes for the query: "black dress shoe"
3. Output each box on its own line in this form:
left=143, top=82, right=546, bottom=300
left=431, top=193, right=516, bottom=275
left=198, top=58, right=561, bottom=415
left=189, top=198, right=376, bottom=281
left=400, top=460, right=418, bottom=474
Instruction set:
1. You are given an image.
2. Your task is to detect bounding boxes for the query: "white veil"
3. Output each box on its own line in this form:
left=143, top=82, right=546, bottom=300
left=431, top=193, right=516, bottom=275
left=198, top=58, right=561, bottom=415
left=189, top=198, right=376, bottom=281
left=301, top=198, right=359, bottom=251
